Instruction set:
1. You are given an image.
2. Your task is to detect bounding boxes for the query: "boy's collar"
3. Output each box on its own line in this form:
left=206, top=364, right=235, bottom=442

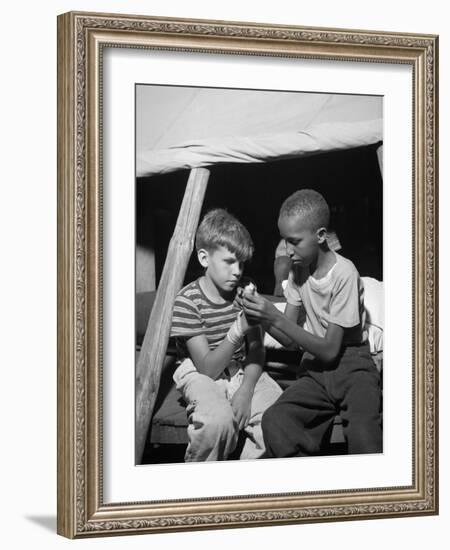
left=309, top=249, right=337, bottom=279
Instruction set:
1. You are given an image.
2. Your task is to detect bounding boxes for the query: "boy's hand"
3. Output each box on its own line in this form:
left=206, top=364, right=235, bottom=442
left=235, top=284, right=260, bottom=327
left=233, top=288, right=244, bottom=310
left=226, top=310, right=252, bottom=345
left=243, top=292, right=280, bottom=326
left=230, top=386, right=252, bottom=430
left=237, top=310, right=250, bottom=334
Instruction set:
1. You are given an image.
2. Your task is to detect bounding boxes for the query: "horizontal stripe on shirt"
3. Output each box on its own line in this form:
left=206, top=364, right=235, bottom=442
left=170, top=278, right=244, bottom=360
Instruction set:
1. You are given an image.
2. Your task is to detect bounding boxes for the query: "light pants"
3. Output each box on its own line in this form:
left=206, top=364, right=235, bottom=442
left=173, top=359, right=283, bottom=462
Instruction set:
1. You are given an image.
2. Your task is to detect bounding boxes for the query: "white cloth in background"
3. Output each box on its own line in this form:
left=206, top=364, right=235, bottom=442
left=361, top=276, right=384, bottom=354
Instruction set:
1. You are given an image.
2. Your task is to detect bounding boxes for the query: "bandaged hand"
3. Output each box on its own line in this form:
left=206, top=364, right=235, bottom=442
left=235, top=282, right=260, bottom=327
left=243, top=291, right=280, bottom=326
left=235, top=281, right=256, bottom=307
left=226, top=311, right=249, bottom=346
left=229, top=282, right=261, bottom=345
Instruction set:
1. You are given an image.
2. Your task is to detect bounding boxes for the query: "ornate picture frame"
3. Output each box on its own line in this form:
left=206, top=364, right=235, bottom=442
left=57, top=11, right=438, bottom=538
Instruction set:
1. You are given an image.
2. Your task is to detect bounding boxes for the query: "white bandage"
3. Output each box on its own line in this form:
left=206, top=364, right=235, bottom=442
left=243, top=282, right=256, bottom=296
left=226, top=311, right=246, bottom=346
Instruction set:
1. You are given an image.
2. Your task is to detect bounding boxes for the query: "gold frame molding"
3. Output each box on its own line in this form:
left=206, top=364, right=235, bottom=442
left=57, top=11, right=439, bottom=538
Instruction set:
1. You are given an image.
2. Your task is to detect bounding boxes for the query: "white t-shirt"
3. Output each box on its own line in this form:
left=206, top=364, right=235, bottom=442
left=284, top=252, right=366, bottom=345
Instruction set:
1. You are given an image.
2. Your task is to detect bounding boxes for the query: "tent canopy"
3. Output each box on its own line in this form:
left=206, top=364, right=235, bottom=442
left=136, top=87, right=382, bottom=177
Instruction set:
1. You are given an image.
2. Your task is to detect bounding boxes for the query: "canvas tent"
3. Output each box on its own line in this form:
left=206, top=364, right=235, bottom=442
left=135, top=86, right=383, bottom=462
left=137, top=87, right=382, bottom=176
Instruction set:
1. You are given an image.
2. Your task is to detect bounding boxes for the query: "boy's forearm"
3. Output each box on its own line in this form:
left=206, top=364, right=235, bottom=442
left=201, top=341, right=263, bottom=384
left=240, top=330, right=264, bottom=391
left=240, top=362, right=263, bottom=393
left=265, top=321, right=298, bottom=349
left=198, top=339, right=242, bottom=379
left=272, top=313, right=340, bottom=363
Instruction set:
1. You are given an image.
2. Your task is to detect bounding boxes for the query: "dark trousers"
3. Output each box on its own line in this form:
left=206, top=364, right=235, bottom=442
left=262, top=343, right=382, bottom=457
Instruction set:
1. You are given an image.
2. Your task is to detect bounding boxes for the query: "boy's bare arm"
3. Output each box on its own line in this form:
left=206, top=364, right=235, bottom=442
left=241, top=325, right=265, bottom=388
left=244, top=293, right=344, bottom=364
left=231, top=326, right=264, bottom=429
left=273, top=315, right=344, bottom=363
left=234, top=288, right=298, bottom=349
left=231, top=362, right=260, bottom=430
left=186, top=333, right=242, bottom=380
left=263, top=303, right=300, bottom=349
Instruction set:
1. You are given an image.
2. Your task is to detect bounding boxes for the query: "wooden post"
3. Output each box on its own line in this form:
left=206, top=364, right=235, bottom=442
left=135, top=167, right=210, bottom=463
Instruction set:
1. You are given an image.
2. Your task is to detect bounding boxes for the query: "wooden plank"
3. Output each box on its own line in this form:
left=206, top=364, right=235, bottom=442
left=135, top=167, right=210, bottom=462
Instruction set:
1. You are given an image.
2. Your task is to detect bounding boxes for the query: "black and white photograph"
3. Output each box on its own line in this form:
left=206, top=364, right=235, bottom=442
left=1, top=0, right=444, bottom=545
left=135, top=85, right=384, bottom=466
left=53, top=7, right=437, bottom=541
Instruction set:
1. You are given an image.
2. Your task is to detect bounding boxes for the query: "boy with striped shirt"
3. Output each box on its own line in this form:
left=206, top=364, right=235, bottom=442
left=171, top=209, right=282, bottom=462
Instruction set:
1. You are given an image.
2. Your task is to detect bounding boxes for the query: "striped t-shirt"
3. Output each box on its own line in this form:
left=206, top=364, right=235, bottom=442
left=170, top=279, right=245, bottom=361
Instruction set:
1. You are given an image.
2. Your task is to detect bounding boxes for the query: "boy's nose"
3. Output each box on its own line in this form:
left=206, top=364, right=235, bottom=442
left=285, top=243, right=295, bottom=257
left=232, top=263, right=243, bottom=277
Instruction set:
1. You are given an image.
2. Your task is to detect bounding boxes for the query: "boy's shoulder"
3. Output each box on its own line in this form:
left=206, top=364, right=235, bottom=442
left=176, top=279, right=200, bottom=298
left=175, top=278, right=234, bottom=311
left=294, top=253, right=359, bottom=288
left=173, top=278, right=238, bottom=326
left=174, top=279, right=203, bottom=307
left=333, top=252, right=360, bottom=279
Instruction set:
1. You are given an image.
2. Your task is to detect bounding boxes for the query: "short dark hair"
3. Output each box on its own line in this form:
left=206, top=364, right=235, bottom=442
left=196, top=208, right=254, bottom=262
left=279, top=189, right=330, bottom=230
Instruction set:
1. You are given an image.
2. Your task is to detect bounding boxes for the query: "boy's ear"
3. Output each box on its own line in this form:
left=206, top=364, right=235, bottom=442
left=316, top=227, right=327, bottom=244
left=197, top=248, right=209, bottom=268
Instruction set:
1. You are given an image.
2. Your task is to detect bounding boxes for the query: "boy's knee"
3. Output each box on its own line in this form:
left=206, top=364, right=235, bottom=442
left=345, top=374, right=381, bottom=413
left=173, top=358, right=197, bottom=388
left=262, top=403, right=314, bottom=457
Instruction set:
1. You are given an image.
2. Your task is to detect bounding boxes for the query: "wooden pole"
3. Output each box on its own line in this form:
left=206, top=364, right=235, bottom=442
left=135, top=167, right=210, bottom=463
